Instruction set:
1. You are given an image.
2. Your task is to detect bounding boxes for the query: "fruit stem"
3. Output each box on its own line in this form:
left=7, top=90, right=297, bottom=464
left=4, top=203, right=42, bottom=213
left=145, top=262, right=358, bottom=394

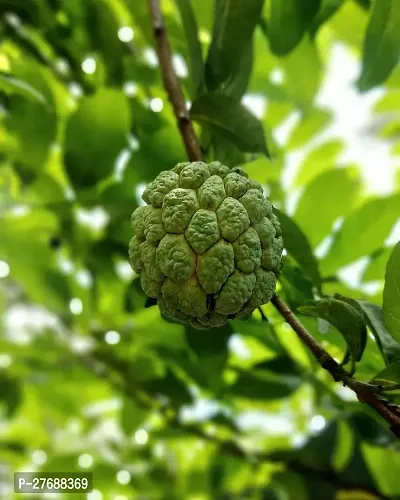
left=147, top=0, right=202, bottom=162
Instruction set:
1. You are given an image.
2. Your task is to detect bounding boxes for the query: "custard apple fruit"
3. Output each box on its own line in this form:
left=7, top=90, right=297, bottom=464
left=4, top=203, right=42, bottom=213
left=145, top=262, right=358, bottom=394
left=129, top=161, right=283, bottom=329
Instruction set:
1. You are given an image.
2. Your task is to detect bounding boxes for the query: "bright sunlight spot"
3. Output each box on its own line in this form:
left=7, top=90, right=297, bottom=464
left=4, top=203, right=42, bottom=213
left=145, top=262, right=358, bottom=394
left=115, top=261, right=134, bottom=281
left=69, top=298, right=83, bottom=315
left=309, top=415, right=326, bottom=433
left=0, top=354, right=11, bottom=368
left=78, top=453, right=93, bottom=469
left=76, top=269, right=93, bottom=289
left=76, top=207, right=110, bottom=232
left=116, top=470, right=131, bottom=485
left=150, top=97, right=164, bottom=112
left=136, top=183, right=147, bottom=206
left=81, top=57, right=96, bottom=75
left=242, top=94, right=266, bottom=119
left=199, top=29, right=210, bottom=44
left=172, top=54, right=188, bottom=78
left=143, top=47, right=158, bottom=67
left=0, top=260, right=10, bottom=278
left=31, top=450, right=47, bottom=466
left=134, top=429, right=149, bottom=445
left=123, top=81, right=138, bottom=97
left=104, top=330, right=120, bottom=345
left=87, top=490, right=103, bottom=500
left=118, top=26, right=134, bottom=43
left=270, top=68, right=284, bottom=84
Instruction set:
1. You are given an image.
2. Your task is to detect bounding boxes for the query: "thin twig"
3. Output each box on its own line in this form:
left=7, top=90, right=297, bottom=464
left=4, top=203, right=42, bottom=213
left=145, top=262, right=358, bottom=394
left=146, top=0, right=400, bottom=438
left=271, top=295, right=400, bottom=436
left=147, top=0, right=202, bottom=162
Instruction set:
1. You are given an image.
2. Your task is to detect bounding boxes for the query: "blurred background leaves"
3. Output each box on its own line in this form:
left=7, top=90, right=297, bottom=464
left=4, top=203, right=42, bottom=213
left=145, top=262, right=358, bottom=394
left=1, top=0, right=400, bottom=499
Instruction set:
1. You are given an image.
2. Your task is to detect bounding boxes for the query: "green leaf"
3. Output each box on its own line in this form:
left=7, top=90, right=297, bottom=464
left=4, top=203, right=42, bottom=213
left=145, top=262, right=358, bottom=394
left=321, top=195, right=400, bottom=275
left=154, top=347, right=210, bottom=389
left=267, top=0, right=321, bottom=56
left=224, top=41, right=253, bottom=99
left=373, top=90, right=400, bottom=113
left=205, top=0, right=264, bottom=91
left=332, top=419, right=354, bottom=473
left=281, top=35, right=322, bottom=108
left=299, top=298, right=367, bottom=362
left=208, top=412, right=240, bottom=432
left=355, top=0, right=372, bottom=10
left=125, top=0, right=152, bottom=41
left=209, top=133, right=246, bottom=167
left=0, top=71, right=47, bottom=104
left=184, top=324, right=232, bottom=385
left=357, top=301, right=400, bottom=365
left=120, top=398, right=148, bottom=435
left=20, top=174, right=66, bottom=205
left=310, top=0, right=344, bottom=36
left=0, top=211, right=70, bottom=312
left=175, top=0, right=204, bottom=97
left=273, top=415, right=384, bottom=494
left=286, top=108, right=332, bottom=150
left=279, top=257, right=314, bottom=309
left=255, top=355, right=300, bottom=374
left=378, top=117, right=400, bottom=140
left=372, top=361, right=400, bottom=386
left=347, top=412, right=396, bottom=445
left=264, top=100, right=294, bottom=129
left=361, top=443, right=400, bottom=496
left=333, top=294, right=387, bottom=371
left=5, top=64, right=57, bottom=172
left=86, top=0, right=124, bottom=84
left=142, top=368, right=193, bottom=408
left=363, top=247, right=394, bottom=282
left=232, top=356, right=301, bottom=400
left=242, top=156, right=282, bottom=184
left=271, top=420, right=339, bottom=470
left=129, top=353, right=166, bottom=382
left=64, top=88, right=131, bottom=188
left=294, top=140, right=344, bottom=187
left=190, top=93, right=268, bottom=155
left=294, top=167, right=361, bottom=248
left=145, top=297, right=158, bottom=309
left=357, top=0, right=400, bottom=91
left=184, top=325, right=232, bottom=392
left=0, top=372, right=22, bottom=418
left=126, top=124, right=187, bottom=183
left=383, top=242, right=400, bottom=344
left=274, top=209, right=321, bottom=290
left=232, top=318, right=285, bottom=353
left=328, top=1, right=369, bottom=49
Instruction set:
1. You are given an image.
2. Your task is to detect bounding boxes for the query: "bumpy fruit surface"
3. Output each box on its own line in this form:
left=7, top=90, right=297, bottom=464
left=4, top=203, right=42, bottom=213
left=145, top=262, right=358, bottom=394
left=129, top=161, right=283, bottom=328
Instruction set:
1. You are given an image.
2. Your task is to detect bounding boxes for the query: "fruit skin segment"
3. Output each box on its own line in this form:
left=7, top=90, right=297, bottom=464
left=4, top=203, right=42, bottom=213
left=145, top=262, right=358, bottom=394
left=129, top=161, right=283, bottom=328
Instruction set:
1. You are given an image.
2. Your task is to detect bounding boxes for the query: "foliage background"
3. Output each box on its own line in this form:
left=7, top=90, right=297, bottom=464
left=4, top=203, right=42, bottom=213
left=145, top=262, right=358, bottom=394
left=1, top=0, right=400, bottom=498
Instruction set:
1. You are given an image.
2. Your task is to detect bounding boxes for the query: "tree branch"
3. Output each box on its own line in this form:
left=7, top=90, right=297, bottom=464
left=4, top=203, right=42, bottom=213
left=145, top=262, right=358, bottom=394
left=271, top=295, right=400, bottom=436
left=146, top=0, right=400, bottom=438
left=147, top=0, right=202, bottom=162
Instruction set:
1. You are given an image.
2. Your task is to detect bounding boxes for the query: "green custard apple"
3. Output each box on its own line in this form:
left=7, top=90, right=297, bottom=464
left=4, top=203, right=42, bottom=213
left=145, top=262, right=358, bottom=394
left=129, top=161, right=283, bottom=328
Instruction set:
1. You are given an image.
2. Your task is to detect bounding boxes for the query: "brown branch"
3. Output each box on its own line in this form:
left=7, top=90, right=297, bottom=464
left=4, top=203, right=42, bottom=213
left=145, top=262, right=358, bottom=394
left=147, top=0, right=202, bottom=162
left=271, top=295, right=400, bottom=437
left=146, top=0, right=400, bottom=438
